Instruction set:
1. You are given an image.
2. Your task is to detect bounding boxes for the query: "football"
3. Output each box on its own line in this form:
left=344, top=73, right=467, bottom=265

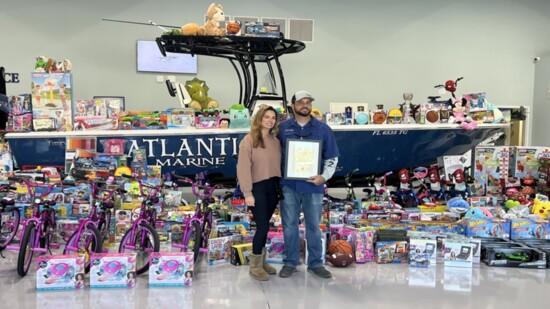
left=327, top=252, right=355, bottom=268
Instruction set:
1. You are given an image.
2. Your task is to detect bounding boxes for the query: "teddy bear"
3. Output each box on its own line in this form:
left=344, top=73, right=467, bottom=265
left=447, top=97, right=477, bottom=130
left=197, top=3, right=226, bottom=36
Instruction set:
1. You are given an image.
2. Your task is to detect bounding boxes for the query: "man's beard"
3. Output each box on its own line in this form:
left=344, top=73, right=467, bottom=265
left=294, top=108, right=311, bottom=117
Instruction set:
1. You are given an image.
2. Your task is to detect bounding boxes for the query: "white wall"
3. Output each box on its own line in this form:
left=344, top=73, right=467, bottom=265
left=2, top=0, right=550, bottom=123
left=532, top=53, right=550, bottom=146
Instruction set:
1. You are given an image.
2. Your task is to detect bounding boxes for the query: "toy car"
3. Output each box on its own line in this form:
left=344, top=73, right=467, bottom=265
left=495, top=251, right=531, bottom=262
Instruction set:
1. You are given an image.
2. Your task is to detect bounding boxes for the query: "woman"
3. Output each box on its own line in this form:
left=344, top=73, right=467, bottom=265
left=237, top=106, right=281, bottom=281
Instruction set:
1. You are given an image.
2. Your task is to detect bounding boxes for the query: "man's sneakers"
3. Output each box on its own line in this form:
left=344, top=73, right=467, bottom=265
left=279, top=266, right=296, bottom=278
left=307, top=266, right=332, bottom=278
left=279, top=265, right=332, bottom=279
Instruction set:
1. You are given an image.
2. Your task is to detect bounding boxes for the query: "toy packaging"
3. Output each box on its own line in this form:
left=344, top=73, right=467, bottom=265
left=463, top=92, right=487, bottom=111
left=149, top=252, right=194, bottom=287
left=36, top=254, right=86, bottom=290
left=243, top=22, right=280, bottom=38
left=470, top=238, right=482, bottom=264
left=325, top=112, right=346, bottom=125
left=375, top=241, right=408, bottom=264
left=93, top=96, right=125, bottom=118
left=473, top=146, right=512, bottom=196
left=409, top=238, right=437, bottom=267
left=511, top=147, right=550, bottom=182
left=462, top=218, right=510, bottom=239
left=166, top=108, right=195, bottom=129
left=230, top=243, right=252, bottom=266
left=485, top=247, right=547, bottom=269
left=265, top=230, right=285, bottom=264
left=510, top=218, right=550, bottom=240
left=444, top=241, right=473, bottom=268
left=31, top=72, right=73, bottom=131
left=354, top=229, right=376, bottom=263
left=90, top=252, right=137, bottom=288
left=207, top=234, right=244, bottom=266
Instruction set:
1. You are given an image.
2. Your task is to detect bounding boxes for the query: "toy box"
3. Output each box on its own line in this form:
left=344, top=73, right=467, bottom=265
left=512, top=147, right=550, bottom=183
left=166, top=108, right=195, bottom=129
left=355, top=229, right=376, bottom=263
left=12, top=112, right=33, bottom=132
left=409, top=238, right=437, bottom=267
left=472, top=146, right=512, bottom=196
left=470, top=238, right=482, bottom=264
left=375, top=240, right=408, bottom=264
left=243, top=22, right=280, bottom=38
left=265, top=230, right=285, bottom=264
left=90, top=252, right=137, bottom=288
left=230, top=243, right=252, bottom=266
left=149, top=252, right=194, bottom=287
left=444, top=241, right=473, bottom=268
left=207, top=234, right=243, bottom=266
left=31, top=72, right=73, bottom=131
left=195, top=111, right=220, bottom=129
left=36, top=254, right=86, bottom=290
left=462, top=218, right=510, bottom=239
left=325, top=112, right=346, bottom=125
left=463, top=92, right=487, bottom=111
left=510, top=218, right=550, bottom=240
left=485, top=247, right=547, bottom=269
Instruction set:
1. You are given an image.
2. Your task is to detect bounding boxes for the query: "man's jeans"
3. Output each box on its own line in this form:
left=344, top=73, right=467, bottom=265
left=280, top=186, right=324, bottom=268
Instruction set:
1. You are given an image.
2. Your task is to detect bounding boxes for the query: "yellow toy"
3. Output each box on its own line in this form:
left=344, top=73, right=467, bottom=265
left=197, top=3, right=227, bottom=36
left=532, top=197, right=550, bottom=219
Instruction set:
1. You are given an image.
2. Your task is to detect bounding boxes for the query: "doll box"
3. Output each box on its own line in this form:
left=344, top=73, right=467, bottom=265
left=36, top=254, right=86, bottom=290
left=149, top=252, right=194, bottom=287
left=89, top=252, right=137, bottom=288
left=265, top=231, right=285, bottom=264
left=444, top=241, right=473, bottom=268
left=230, top=243, right=252, bottom=266
left=409, top=238, right=437, bottom=267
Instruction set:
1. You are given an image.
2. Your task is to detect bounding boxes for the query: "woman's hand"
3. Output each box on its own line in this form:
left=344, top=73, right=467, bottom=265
left=245, top=196, right=255, bottom=207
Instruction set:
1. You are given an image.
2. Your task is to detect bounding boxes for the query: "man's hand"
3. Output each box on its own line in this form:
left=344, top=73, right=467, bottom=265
left=307, top=175, right=326, bottom=186
left=245, top=195, right=255, bottom=207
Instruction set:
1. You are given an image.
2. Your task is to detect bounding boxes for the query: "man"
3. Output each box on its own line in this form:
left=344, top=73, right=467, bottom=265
left=278, top=90, right=339, bottom=278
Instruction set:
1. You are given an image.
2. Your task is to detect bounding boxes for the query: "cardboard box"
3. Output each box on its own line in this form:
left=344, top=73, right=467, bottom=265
left=149, top=252, right=193, bottom=287
left=36, top=254, right=86, bottom=290
left=90, top=252, right=137, bottom=288
left=230, top=243, right=252, bottom=266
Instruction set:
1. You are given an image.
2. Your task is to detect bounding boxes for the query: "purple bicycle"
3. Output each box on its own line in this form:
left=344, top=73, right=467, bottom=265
left=170, top=173, right=230, bottom=263
left=0, top=184, right=19, bottom=251
left=63, top=181, right=125, bottom=272
left=118, top=174, right=161, bottom=275
left=5, top=176, right=60, bottom=276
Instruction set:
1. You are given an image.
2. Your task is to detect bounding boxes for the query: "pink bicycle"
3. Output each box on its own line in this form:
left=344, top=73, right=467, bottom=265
left=5, top=176, right=60, bottom=276
left=63, top=181, right=125, bottom=272
left=170, top=173, right=229, bottom=263
left=0, top=184, right=19, bottom=251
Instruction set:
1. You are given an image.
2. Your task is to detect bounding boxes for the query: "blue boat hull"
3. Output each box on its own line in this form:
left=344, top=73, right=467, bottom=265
left=6, top=124, right=504, bottom=178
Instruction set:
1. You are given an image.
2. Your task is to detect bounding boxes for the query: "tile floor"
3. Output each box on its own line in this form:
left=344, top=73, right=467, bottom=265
left=1, top=246, right=549, bottom=309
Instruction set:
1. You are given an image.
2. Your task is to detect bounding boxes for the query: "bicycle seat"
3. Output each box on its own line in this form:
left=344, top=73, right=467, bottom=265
left=101, top=201, right=115, bottom=209
left=0, top=197, right=15, bottom=206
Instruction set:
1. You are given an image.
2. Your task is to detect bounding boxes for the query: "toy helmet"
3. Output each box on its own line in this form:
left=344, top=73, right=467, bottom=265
left=398, top=168, right=410, bottom=184
left=452, top=169, right=465, bottom=184
left=428, top=167, right=440, bottom=183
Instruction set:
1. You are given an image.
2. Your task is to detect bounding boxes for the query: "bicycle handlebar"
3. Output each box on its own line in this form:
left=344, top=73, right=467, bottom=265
left=8, top=176, right=60, bottom=198
left=171, top=173, right=225, bottom=200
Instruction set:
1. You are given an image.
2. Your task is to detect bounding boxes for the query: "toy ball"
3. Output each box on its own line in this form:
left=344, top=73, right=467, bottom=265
left=226, top=21, right=241, bottom=34
left=372, top=112, right=386, bottom=124
left=328, top=240, right=353, bottom=255
left=327, top=252, right=354, bottom=268
left=426, top=110, right=439, bottom=123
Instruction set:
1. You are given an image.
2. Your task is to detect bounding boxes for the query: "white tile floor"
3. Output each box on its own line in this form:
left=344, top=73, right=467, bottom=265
left=1, top=246, right=549, bottom=309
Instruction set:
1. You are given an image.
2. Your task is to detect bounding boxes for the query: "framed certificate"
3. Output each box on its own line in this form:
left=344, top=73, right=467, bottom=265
left=285, top=139, right=322, bottom=180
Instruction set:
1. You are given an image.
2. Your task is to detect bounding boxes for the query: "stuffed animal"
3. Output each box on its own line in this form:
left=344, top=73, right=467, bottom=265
left=35, top=56, right=47, bottom=72
left=197, top=3, right=227, bottom=36
left=184, top=77, right=219, bottom=112
left=181, top=23, right=199, bottom=35
left=448, top=97, right=477, bottom=130
left=532, top=197, right=550, bottom=219
left=228, top=104, right=250, bottom=129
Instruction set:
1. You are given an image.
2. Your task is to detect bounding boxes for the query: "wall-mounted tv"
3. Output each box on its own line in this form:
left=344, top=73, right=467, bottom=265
left=137, top=40, right=197, bottom=74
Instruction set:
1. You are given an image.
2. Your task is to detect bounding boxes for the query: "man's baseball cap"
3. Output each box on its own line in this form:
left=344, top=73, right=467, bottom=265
left=291, top=90, right=315, bottom=103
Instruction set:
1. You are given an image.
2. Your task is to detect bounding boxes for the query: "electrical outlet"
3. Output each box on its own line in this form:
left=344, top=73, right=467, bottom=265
left=156, top=75, right=164, bottom=83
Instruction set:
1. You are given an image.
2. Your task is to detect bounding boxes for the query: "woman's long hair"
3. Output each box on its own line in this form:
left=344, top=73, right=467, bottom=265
left=250, top=106, right=278, bottom=148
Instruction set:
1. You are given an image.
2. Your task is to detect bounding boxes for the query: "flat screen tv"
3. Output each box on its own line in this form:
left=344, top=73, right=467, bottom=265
left=137, top=40, right=197, bottom=74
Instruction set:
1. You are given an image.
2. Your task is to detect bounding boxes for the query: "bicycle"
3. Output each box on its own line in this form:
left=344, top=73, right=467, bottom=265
left=63, top=180, right=125, bottom=272
left=0, top=184, right=19, bottom=251
left=170, top=173, right=229, bottom=263
left=118, top=174, right=162, bottom=275
left=395, top=168, right=420, bottom=208
left=5, top=176, right=60, bottom=276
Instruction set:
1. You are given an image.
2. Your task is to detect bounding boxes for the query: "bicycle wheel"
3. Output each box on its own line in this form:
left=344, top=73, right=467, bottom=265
left=17, top=221, right=37, bottom=277
left=119, top=222, right=159, bottom=275
left=183, top=220, right=201, bottom=262
left=97, top=210, right=112, bottom=241
left=0, top=208, right=21, bottom=249
left=40, top=208, right=56, bottom=248
left=201, top=208, right=213, bottom=249
left=64, top=223, right=102, bottom=273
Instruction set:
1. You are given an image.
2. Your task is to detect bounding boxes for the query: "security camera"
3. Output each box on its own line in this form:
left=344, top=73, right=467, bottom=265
left=534, top=57, right=541, bottom=63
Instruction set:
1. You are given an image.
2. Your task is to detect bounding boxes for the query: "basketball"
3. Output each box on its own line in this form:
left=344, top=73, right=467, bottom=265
left=426, top=110, right=439, bottom=123
left=226, top=21, right=241, bottom=34
left=372, top=112, right=386, bottom=124
left=327, top=252, right=355, bottom=267
left=328, top=240, right=353, bottom=255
